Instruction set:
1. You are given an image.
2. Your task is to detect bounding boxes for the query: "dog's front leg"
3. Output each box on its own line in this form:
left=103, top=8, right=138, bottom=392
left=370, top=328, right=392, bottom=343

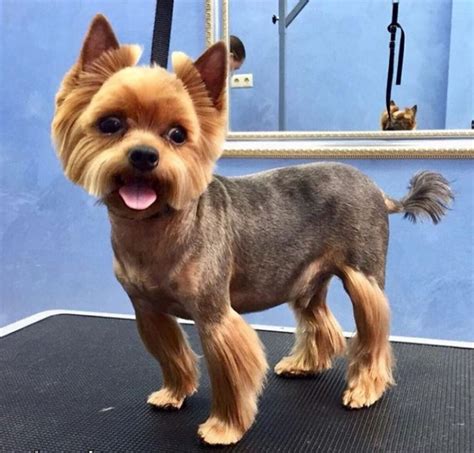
left=196, top=308, right=268, bottom=445
left=133, top=304, right=199, bottom=410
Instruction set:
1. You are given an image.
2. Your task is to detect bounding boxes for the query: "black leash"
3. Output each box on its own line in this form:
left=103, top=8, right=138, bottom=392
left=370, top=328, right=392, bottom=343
left=150, top=0, right=174, bottom=68
left=385, top=0, right=405, bottom=123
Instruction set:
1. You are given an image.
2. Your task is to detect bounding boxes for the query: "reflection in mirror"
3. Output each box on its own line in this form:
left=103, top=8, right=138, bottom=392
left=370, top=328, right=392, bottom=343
left=226, top=0, right=473, bottom=133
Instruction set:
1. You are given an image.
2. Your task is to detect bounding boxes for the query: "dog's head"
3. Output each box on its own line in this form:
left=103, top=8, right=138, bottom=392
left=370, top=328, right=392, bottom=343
left=52, top=14, right=227, bottom=217
left=381, top=100, right=417, bottom=131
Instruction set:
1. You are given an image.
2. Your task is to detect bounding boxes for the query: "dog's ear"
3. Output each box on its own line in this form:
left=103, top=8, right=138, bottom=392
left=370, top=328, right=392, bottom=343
left=194, top=42, right=228, bottom=107
left=390, top=100, right=396, bottom=106
left=77, top=14, right=142, bottom=72
left=411, top=104, right=418, bottom=115
left=55, top=15, right=142, bottom=109
left=172, top=42, right=227, bottom=111
left=79, top=14, right=120, bottom=69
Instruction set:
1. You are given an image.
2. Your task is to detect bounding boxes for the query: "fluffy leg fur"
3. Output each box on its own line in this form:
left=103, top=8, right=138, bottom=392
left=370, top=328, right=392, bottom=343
left=340, top=266, right=394, bottom=409
left=275, top=277, right=346, bottom=376
left=197, top=309, right=268, bottom=445
left=134, top=307, right=199, bottom=410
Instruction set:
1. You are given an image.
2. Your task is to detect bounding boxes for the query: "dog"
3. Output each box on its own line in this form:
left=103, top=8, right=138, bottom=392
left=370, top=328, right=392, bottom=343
left=381, top=100, right=418, bottom=130
left=51, top=15, right=453, bottom=445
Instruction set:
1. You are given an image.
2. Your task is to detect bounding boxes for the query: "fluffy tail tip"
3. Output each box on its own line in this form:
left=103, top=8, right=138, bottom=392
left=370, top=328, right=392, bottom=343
left=398, top=171, right=454, bottom=224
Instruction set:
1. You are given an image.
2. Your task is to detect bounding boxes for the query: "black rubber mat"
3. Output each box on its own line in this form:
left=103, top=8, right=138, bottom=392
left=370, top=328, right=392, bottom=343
left=1, top=314, right=472, bottom=452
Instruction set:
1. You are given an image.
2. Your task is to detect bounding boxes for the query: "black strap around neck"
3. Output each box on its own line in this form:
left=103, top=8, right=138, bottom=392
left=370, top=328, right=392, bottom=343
left=150, top=0, right=174, bottom=68
left=385, top=1, right=405, bottom=124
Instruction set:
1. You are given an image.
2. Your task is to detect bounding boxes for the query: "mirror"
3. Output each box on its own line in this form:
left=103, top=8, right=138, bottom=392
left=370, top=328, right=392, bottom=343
left=214, top=0, right=473, bottom=137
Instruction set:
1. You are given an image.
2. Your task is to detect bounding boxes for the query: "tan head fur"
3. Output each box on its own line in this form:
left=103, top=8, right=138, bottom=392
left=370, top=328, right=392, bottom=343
left=381, top=100, right=417, bottom=131
left=52, top=14, right=227, bottom=215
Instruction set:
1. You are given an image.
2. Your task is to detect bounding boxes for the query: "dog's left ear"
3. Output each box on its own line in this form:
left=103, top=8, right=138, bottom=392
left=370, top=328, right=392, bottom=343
left=172, top=42, right=227, bottom=111
left=411, top=105, right=418, bottom=115
left=194, top=42, right=228, bottom=107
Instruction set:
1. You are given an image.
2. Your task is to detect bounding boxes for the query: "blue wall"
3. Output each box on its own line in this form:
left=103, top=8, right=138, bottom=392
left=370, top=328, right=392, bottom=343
left=229, top=0, right=279, bottom=131
left=446, top=0, right=474, bottom=128
left=1, top=2, right=473, bottom=342
left=230, top=0, right=472, bottom=131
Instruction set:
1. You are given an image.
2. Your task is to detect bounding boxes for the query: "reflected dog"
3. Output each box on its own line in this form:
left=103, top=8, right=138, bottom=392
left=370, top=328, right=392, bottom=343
left=381, top=100, right=418, bottom=130
left=51, top=15, right=453, bottom=445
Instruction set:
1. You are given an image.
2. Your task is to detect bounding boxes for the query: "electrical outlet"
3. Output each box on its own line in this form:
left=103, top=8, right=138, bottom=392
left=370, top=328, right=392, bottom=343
left=231, top=73, right=253, bottom=88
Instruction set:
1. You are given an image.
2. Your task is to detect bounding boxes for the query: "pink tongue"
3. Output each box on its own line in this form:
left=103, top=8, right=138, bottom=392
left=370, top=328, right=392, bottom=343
left=118, top=184, right=157, bottom=210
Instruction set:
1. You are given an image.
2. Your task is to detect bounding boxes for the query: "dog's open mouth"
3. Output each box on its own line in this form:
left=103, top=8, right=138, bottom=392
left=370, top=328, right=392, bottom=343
left=118, top=182, right=157, bottom=210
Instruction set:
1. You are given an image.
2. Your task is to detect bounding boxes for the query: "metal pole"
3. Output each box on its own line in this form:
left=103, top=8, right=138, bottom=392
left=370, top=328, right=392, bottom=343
left=277, top=0, right=309, bottom=130
left=286, top=0, right=309, bottom=27
left=278, top=0, right=286, bottom=131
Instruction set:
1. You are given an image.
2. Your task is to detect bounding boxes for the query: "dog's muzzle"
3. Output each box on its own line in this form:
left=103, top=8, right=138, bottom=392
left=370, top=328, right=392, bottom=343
left=128, top=146, right=159, bottom=172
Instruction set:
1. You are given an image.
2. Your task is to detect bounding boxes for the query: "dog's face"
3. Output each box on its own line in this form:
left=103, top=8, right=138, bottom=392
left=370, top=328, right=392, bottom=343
left=381, top=100, right=417, bottom=131
left=52, top=15, right=227, bottom=217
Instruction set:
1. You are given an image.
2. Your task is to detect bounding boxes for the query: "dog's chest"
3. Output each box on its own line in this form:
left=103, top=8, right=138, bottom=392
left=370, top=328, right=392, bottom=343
left=112, top=242, right=199, bottom=316
left=111, top=215, right=189, bottom=294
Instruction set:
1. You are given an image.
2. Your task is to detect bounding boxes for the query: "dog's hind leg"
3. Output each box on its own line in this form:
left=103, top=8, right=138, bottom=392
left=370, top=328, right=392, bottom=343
left=134, top=307, right=199, bottom=410
left=275, top=276, right=346, bottom=376
left=196, top=309, right=268, bottom=445
left=340, top=266, right=394, bottom=408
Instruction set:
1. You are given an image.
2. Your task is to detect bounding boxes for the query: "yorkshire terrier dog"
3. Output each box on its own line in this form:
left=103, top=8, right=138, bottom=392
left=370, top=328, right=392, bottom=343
left=52, top=15, right=453, bottom=445
left=381, top=100, right=418, bottom=130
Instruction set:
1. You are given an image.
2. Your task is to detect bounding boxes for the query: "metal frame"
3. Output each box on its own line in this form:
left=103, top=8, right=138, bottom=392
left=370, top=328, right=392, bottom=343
left=221, top=144, right=474, bottom=159
left=2, top=310, right=473, bottom=349
left=207, top=0, right=474, bottom=142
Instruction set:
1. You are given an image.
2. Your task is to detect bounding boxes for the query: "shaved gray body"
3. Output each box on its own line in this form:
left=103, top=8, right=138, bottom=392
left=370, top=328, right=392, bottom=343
left=112, top=161, right=451, bottom=323
left=196, top=162, right=388, bottom=314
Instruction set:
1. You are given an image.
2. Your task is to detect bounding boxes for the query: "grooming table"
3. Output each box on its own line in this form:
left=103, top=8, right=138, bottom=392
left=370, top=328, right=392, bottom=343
left=1, top=312, right=472, bottom=452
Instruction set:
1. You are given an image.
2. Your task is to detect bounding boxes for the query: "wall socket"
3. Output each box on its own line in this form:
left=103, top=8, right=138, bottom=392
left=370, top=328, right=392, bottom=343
left=231, top=73, right=253, bottom=88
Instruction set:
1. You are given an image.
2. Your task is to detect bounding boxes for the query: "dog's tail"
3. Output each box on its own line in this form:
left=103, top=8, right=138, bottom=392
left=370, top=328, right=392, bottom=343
left=384, top=171, right=453, bottom=224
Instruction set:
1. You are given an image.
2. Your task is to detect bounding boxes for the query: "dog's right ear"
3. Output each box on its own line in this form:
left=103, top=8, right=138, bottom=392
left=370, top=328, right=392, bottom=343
left=55, top=15, right=142, bottom=108
left=79, top=14, right=120, bottom=69
left=76, top=14, right=142, bottom=72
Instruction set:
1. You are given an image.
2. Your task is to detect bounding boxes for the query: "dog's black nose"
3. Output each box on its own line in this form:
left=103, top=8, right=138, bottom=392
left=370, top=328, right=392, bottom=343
left=128, top=147, right=159, bottom=172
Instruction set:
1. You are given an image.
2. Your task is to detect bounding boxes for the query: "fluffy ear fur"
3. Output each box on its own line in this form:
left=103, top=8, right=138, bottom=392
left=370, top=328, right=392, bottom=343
left=54, top=14, right=142, bottom=109
left=80, top=14, right=120, bottom=69
left=194, top=42, right=228, bottom=108
left=172, top=42, right=227, bottom=111
left=52, top=14, right=142, bottom=165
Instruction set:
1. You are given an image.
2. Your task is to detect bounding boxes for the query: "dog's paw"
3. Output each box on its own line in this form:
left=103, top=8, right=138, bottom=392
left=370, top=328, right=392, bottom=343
left=147, top=388, right=186, bottom=410
left=342, top=365, right=393, bottom=409
left=274, top=355, right=329, bottom=377
left=342, top=382, right=385, bottom=409
left=197, top=417, right=245, bottom=445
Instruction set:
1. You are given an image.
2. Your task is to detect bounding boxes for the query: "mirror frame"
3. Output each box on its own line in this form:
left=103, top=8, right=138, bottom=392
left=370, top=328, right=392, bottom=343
left=205, top=0, right=474, bottom=142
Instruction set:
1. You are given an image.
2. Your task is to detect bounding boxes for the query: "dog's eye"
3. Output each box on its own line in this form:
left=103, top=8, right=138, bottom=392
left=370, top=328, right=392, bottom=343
left=166, top=126, right=187, bottom=145
left=97, top=116, right=125, bottom=135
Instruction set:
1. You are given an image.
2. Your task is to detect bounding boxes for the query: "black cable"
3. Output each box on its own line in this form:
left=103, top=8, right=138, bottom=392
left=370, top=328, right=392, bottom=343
left=385, top=1, right=405, bottom=124
left=150, top=0, right=174, bottom=68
